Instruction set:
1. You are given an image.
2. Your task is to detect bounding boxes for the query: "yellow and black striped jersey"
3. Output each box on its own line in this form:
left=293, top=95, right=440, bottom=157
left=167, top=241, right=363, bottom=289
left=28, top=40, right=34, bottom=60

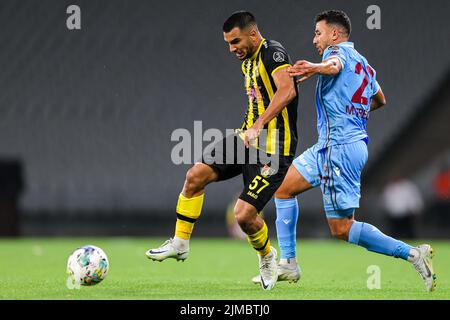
left=239, top=39, right=298, bottom=157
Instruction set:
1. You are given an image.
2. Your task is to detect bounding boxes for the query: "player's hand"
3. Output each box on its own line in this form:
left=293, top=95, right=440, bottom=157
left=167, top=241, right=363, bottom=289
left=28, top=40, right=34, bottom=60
left=287, top=60, right=318, bottom=84
left=244, top=123, right=262, bottom=148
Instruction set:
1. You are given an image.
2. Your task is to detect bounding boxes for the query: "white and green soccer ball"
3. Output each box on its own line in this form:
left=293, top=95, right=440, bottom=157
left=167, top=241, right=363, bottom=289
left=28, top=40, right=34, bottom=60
left=66, top=245, right=109, bottom=287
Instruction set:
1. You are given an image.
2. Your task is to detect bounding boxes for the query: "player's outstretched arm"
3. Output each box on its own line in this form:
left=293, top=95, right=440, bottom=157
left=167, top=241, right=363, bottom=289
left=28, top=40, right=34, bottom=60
left=370, top=86, right=386, bottom=112
left=287, top=57, right=342, bottom=84
left=243, top=67, right=297, bottom=147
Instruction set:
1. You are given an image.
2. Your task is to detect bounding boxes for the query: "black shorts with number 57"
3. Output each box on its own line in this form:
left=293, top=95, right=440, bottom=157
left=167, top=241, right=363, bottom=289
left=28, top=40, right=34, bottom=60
left=201, top=133, right=293, bottom=212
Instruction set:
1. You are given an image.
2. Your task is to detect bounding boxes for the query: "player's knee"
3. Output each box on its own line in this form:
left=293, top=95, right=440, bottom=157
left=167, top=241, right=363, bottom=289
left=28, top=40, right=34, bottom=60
left=274, top=186, right=294, bottom=199
left=330, top=229, right=348, bottom=240
left=184, top=166, right=206, bottom=194
left=329, top=223, right=351, bottom=240
left=234, top=206, right=254, bottom=231
left=234, top=208, right=249, bottom=228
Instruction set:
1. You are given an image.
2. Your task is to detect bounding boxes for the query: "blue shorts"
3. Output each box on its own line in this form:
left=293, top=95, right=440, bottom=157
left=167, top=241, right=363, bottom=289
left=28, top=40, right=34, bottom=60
left=292, top=140, right=368, bottom=219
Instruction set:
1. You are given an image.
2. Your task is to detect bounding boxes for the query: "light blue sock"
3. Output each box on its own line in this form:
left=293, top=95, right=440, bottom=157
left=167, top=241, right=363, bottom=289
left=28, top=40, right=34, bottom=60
left=274, top=197, right=299, bottom=259
left=348, top=221, right=411, bottom=260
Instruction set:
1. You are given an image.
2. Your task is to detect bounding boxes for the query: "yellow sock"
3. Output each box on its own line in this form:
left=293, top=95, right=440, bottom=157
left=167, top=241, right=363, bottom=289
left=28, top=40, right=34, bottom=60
left=247, top=222, right=271, bottom=256
left=174, top=193, right=204, bottom=240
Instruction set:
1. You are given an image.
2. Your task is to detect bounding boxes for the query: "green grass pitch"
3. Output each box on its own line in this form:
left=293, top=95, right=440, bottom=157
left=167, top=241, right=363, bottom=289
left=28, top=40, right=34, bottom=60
left=0, top=238, right=449, bottom=300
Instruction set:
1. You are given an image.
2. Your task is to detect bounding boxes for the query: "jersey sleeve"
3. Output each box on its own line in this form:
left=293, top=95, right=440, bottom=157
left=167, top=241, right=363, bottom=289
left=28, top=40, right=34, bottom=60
left=372, top=80, right=380, bottom=96
left=262, top=44, right=291, bottom=76
left=323, top=45, right=347, bottom=69
left=367, top=64, right=380, bottom=96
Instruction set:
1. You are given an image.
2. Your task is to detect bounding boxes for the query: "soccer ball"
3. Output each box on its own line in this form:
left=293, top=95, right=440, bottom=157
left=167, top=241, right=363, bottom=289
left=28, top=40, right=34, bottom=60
left=66, top=245, right=109, bottom=287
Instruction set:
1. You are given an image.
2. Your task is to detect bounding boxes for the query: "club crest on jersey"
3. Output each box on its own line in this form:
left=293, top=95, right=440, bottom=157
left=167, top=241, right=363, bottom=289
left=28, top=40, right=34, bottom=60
left=261, top=164, right=276, bottom=178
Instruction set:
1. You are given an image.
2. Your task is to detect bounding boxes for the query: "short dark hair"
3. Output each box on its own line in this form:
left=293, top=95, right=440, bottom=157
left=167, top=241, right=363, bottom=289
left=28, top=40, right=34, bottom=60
left=315, top=10, right=351, bottom=37
left=223, top=11, right=257, bottom=32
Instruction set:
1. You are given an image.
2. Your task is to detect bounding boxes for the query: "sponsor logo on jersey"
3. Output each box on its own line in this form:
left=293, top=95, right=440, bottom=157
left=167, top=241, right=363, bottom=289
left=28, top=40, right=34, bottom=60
left=346, top=105, right=370, bottom=120
left=333, top=166, right=341, bottom=177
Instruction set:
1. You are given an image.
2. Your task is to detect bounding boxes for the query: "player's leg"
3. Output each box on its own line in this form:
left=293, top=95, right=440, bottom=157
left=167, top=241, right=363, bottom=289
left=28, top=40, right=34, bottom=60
left=146, top=163, right=218, bottom=261
left=234, top=198, right=271, bottom=252
left=261, top=165, right=309, bottom=283
left=321, top=140, right=436, bottom=292
left=251, top=146, right=321, bottom=284
left=173, top=163, right=218, bottom=241
left=327, top=212, right=413, bottom=258
left=271, top=145, right=321, bottom=282
left=234, top=198, right=278, bottom=291
left=326, top=212, right=436, bottom=292
left=146, top=133, right=242, bottom=262
left=238, top=155, right=292, bottom=290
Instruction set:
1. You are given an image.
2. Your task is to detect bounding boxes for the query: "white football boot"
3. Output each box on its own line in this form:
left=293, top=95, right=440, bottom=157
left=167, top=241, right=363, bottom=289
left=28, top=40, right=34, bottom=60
left=145, top=238, right=189, bottom=262
left=258, top=247, right=278, bottom=291
left=252, top=259, right=301, bottom=284
left=410, top=244, right=436, bottom=292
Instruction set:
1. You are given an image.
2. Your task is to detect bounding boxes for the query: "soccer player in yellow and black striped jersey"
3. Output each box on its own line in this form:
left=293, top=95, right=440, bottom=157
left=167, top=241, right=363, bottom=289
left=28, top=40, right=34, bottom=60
left=146, top=11, right=298, bottom=291
left=238, top=36, right=298, bottom=158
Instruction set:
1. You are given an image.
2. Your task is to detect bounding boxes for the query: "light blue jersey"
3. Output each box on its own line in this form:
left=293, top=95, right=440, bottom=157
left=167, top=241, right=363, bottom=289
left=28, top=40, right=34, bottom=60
left=293, top=41, right=380, bottom=216
left=316, top=42, right=379, bottom=149
left=278, top=41, right=415, bottom=267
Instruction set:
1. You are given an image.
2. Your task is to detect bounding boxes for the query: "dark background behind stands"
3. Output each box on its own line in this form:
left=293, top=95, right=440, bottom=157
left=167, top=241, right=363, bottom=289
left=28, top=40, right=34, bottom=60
left=0, top=0, right=449, bottom=238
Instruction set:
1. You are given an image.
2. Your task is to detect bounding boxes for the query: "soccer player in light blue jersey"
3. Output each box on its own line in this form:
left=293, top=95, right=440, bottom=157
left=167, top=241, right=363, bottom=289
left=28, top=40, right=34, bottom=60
left=252, top=10, right=436, bottom=292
